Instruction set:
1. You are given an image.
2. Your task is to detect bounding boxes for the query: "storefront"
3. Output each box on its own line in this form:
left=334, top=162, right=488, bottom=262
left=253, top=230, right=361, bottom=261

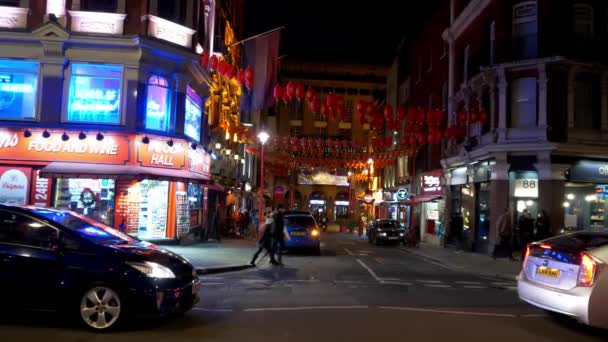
left=0, top=128, right=213, bottom=241
left=334, top=191, right=350, bottom=219
left=414, top=169, right=445, bottom=246
left=565, top=160, right=608, bottom=231
left=309, top=191, right=327, bottom=216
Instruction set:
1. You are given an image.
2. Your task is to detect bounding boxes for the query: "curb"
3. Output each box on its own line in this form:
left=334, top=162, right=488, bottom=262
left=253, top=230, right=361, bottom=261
left=399, top=247, right=518, bottom=282
left=196, top=264, right=254, bottom=275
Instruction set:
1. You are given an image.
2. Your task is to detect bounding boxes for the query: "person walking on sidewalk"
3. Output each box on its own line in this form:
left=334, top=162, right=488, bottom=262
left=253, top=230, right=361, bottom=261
left=271, top=204, right=286, bottom=265
left=535, top=210, right=551, bottom=241
left=250, top=213, right=279, bottom=266
left=493, top=208, right=515, bottom=261
left=518, top=209, right=535, bottom=260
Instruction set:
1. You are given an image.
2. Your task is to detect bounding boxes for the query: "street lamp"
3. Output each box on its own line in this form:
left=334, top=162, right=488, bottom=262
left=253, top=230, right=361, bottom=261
left=257, top=130, right=270, bottom=234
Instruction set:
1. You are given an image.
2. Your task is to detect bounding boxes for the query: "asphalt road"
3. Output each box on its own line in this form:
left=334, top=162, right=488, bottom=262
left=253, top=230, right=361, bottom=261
left=1, top=233, right=606, bottom=341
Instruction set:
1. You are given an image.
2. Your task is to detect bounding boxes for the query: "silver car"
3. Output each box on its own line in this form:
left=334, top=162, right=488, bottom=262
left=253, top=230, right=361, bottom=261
left=517, top=232, right=608, bottom=328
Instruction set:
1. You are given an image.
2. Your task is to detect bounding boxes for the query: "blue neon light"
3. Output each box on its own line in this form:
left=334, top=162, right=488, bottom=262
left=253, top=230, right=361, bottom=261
left=0, top=59, right=38, bottom=120
left=67, top=63, right=122, bottom=124
left=145, top=76, right=171, bottom=131
left=184, top=85, right=202, bottom=141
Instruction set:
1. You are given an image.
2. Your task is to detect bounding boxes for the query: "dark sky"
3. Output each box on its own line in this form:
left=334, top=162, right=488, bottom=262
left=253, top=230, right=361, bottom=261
left=244, top=0, right=441, bottom=66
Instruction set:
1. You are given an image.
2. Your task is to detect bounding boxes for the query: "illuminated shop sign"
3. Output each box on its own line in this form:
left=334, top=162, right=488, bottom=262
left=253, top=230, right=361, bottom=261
left=309, top=199, right=326, bottom=205
left=67, top=63, right=123, bottom=124
left=420, top=170, right=443, bottom=196
left=146, top=76, right=171, bottom=131
left=334, top=201, right=349, bottom=206
left=137, top=137, right=186, bottom=169
left=0, top=60, right=39, bottom=120
left=184, top=85, right=202, bottom=141
left=396, top=188, right=409, bottom=201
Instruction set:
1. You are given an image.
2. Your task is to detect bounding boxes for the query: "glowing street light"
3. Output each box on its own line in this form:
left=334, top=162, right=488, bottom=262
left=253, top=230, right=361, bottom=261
left=257, top=130, right=270, bottom=235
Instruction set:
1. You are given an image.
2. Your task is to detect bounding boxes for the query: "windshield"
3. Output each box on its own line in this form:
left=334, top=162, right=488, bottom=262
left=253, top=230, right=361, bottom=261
left=285, top=216, right=316, bottom=227
left=377, top=221, right=398, bottom=229
left=33, top=209, right=136, bottom=245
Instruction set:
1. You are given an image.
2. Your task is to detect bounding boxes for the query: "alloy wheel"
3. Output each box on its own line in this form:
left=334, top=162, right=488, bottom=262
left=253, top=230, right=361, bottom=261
left=80, top=286, right=121, bottom=330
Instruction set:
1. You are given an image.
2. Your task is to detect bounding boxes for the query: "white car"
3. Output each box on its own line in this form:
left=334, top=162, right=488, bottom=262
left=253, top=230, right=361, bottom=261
left=518, top=232, right=608, bottom=328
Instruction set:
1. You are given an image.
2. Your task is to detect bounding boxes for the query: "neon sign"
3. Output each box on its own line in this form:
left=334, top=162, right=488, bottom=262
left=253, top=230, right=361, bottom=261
left=184, top=85, right=202, bottom=141
left=0, top=60, right=39, bottom=120
left=67, top=64, right=122, bottom=124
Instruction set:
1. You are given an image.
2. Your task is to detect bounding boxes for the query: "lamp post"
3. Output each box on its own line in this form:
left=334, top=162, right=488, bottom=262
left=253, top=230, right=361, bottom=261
left=257, top=130, right=270, bottom=236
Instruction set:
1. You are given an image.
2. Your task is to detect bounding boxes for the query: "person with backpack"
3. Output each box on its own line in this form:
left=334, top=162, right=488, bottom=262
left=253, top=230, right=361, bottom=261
left=250, top=213, right=279, bottom=266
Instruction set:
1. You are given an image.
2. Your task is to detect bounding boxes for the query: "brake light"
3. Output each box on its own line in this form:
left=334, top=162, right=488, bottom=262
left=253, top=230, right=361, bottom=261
left=524, top=244, right=531, bottom=259
left=578, top=253, right=598, bottom=287
left=539, top=244, right=551, bottom=250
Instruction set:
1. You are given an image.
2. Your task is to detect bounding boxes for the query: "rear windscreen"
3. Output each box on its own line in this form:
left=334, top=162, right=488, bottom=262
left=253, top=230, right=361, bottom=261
left=285, top=216, right=316, bottom=227
left=547, top=233, right=608, bottom=251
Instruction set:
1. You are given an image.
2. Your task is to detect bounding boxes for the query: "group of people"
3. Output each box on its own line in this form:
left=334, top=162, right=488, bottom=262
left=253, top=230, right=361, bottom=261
left=250, top=204, right=287, bottom=266
left=494, top=208, right=551, bottom=261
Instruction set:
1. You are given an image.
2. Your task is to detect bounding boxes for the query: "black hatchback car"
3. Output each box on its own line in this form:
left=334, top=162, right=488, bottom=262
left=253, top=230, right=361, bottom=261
left=367, top=219, right=406, bottom=245
left=0, top=205, right=200, bottom=331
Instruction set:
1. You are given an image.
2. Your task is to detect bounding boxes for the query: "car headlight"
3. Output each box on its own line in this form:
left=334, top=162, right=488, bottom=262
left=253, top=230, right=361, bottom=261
left=379, top=232, right=387, bottom=237
left=399, top=232, right=404, bottom=236
left=127, top=261, right=176, bottom=279
left=310, top=229, right=319, bottom=237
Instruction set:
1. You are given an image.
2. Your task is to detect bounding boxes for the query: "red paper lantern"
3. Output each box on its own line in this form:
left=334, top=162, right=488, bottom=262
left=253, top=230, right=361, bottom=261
left=320, top=103, right=328, bottom=117
left=365, top=102, right=375, bottom=117
left=311, top=98, right=321, bottom=113
left=218, top=60, right=228, bottom=75
left=306, top=86, right=316, bottom=102
left=397, top=107, right=406, bottom=121
left=209, top=55, right=219, bottom=71
left=244, top=66, right=254, bottom=82
left=200, top=51, right=209, bottom=67
left=409, top=135, right=417, bottom=145
left=335, top=95, right=345, bottom=107
left=356, top=99, right=366, bottom=115
left=385, top=137, right=392, bottom=147
left=457, top=111, right=467, bottom=125
left=225, top=65, right=235, bottom=79
left=383, top=104, right=393, bottom=120
left=273, top=84, right=284, bottom=102
left=285, top=81, right=296, bottom=99
left=295, top=83, right=305, bottom=100
left=336, top=104, right=347, bottom=120
left=326, top=93, right=335, bottom=108
left=480, top=109, right=488, bottom=124
left=418, top=135, right=427, bottom=145
left=469, top=110, right=479, bottom=123
left=237, top=69, right=245, bottom=84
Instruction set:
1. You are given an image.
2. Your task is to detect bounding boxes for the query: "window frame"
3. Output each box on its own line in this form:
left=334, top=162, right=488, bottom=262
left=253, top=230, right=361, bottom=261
left=0, top=59, right=41, bottom=121
left=64, top=62, right=125, bottom=125
left=145, top=74, right=173, bottom=132
left=573, top=3, right=594, bottom=38
left=0, top=209, right=60, bottom=250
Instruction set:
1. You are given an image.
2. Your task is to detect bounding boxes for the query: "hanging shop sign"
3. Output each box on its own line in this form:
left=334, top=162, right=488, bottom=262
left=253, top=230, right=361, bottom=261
left=0, top=129, right=130, bottom=164
left=30, top=169, right=51, bottom=207
left=420, top=170, right=443, bottom=196
left=137, top=136, right=186, bottom=169
left=513, top=178, right=538, bottom=198
left=568, top=160, right=608, bottom=184
left=396, top=188, right=410, bottom=201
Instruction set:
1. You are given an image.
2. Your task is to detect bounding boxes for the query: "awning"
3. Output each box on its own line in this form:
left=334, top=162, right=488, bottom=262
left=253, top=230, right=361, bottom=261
left=412, top=194, right=442, bottom=203
left=39, top=162, right=212, bottom=184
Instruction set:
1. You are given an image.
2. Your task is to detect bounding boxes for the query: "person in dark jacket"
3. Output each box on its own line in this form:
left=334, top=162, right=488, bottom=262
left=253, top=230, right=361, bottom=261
left=250, top=214, right=279, bottom=266
left=518, top=209, right=535, bottom=260
left=271, top=204, right=286, bottom=265
left=535, top=210, right=551, bottom=241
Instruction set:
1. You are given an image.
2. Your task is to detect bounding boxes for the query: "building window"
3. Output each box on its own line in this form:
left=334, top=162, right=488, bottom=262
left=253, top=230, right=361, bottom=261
left=490, top=21, right=496, bottom=65
left=185, top=85, right=202, bottom=141
left=574, top=74, right=599, bottom=129
left=573, top=4, right=594, bottom=39
left=80, top=0, right=118, bottom=12
left=510, top=77, right=537, bottom=128
left=338, top=128, right=351, bottom=140
left=512, top=1, right=538, bottom=59
left=158, top=0, right=187, bottom=23
left=67, top=63, right=123, bottom=124
left=0, top=59, right=39, bottom=120
left=289, top=125, right=303, bottom=137
left=344, top=100, right=353, bottom=122
left=463, top=45, right=470, bottom=83
left=146, top=76, right=171, bottom=132
left=0, top=0, right=20, bottom=6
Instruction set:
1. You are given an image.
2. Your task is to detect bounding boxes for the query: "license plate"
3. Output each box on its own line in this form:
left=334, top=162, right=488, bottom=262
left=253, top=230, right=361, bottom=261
left=291, top=232, right=306, bottom=236
left=388, top=237, right=399, bottom=240
left=536, top=266, right=561, bottom=278
left=192, top=280, right=201, bottom=294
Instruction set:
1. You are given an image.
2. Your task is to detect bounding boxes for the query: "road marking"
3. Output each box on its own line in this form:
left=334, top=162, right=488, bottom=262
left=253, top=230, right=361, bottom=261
left=244, top=305, right=369, bottom=312
left=200, top=276, right=224, bottom=280
left=416, top=280, right=443, bottom=283
left=519, top=313, right=546, bottom=318
left=379, top=306, right=517, bottom=318
left=504, top=286, right=518, bottom=291
left=286, top=279, right=320, bottom=283
left=356, top=259, right=383, bottom=283
left=463, top=285, right=487, bottom=289
left=358, top=253, right=369, bottom=256
left=382, top=281, right=413, bottom=286
left=491, top=282, right=515, bottom=286
left=201, top=282, right=225, bottom=286
left=424, top=284, right=452, bottom=288
left=359, top=250, right=373, bottom=253
left=344, top=248, right=355, bottom=256
left=241, top=279, right=269, bottom=283
left=192, top=308, right=234, bottom=312
left=334, top=280, right=366, bottom=284
left=455, top=281, right=481, bottom=285
left=397, top=248, right=455, bottom=271
left=380, top=278, right=402, bottom=281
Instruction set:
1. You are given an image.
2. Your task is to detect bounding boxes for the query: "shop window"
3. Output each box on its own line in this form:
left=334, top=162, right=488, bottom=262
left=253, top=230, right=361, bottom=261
left=0, top=210, right=58, bottom=249
left=158, top=0, right=187, bottom=24
left=53, top=178, right=116, bottom=227
left=512, top=1, right=537, bottom=59
left=67, top=63, right=123, bottom=124
left=188, top=182, right=202, bottom=210
left=510, top=77, right=537, bottom=128
left=0, top=60, right=39, bottom=120
left=564, top=183, right=607, bottom=231
left=146, top=75, right=171, bottom=132
left=573, top=3, right=594, bottom=40
left=131, top=180, right=169, bottom=240
left=185, top=85, right=202, bottom=141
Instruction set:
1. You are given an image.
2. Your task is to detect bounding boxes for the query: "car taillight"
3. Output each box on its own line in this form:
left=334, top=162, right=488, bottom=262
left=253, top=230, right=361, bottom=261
left=578, top=253, right=598, bottom=287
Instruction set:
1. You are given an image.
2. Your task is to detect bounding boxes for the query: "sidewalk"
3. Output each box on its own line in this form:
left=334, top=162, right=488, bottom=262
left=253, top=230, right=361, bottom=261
left=164, top=238, right=257, bottom=275
left=400, top=242, right=521, bottom=281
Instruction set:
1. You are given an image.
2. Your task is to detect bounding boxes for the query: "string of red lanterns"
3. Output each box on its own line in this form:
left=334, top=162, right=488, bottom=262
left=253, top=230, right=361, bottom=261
left=200, top=51, right=254, bottom=90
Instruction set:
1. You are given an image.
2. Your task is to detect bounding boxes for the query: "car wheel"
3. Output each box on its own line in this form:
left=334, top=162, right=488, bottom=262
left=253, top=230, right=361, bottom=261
left=79, top=285, right=123, bottom=331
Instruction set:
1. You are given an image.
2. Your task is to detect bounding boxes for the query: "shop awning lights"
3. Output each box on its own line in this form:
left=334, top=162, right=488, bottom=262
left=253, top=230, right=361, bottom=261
left=78, top=131, right=87, bottom=140
left=190, top=142, right=197, bottom=150
left=42, top=130, right=51, bottom=139
left=23, top=129, right=31, bottom=138
left=141, top=136, right=150, bottom=144
left=167, top=139, right=174, bottom=147
left=96, top=132, right=104, bottom=141
left=61, top=132, right=69, bottom=141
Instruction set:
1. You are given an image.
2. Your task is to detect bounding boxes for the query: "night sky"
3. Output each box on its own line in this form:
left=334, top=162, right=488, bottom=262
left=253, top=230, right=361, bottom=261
left=244, top=0, right=441, bottom=65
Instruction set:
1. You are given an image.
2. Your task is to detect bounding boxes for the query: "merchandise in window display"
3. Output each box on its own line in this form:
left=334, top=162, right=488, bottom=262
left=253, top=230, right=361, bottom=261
left=136, top=180, right=169, bottom=240
left=53, top=178, right=115, bottom=227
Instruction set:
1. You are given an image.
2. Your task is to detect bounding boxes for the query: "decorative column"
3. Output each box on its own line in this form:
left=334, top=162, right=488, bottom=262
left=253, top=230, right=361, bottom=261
left=535, top=151, right=567, bottom=237
left=537, top=63, right=548, bottom=141
left=489, top=152, right=509, bottom=253
left=497, top=68, right=508, bottom=142
left=567, top=66, right=579, bottom=129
